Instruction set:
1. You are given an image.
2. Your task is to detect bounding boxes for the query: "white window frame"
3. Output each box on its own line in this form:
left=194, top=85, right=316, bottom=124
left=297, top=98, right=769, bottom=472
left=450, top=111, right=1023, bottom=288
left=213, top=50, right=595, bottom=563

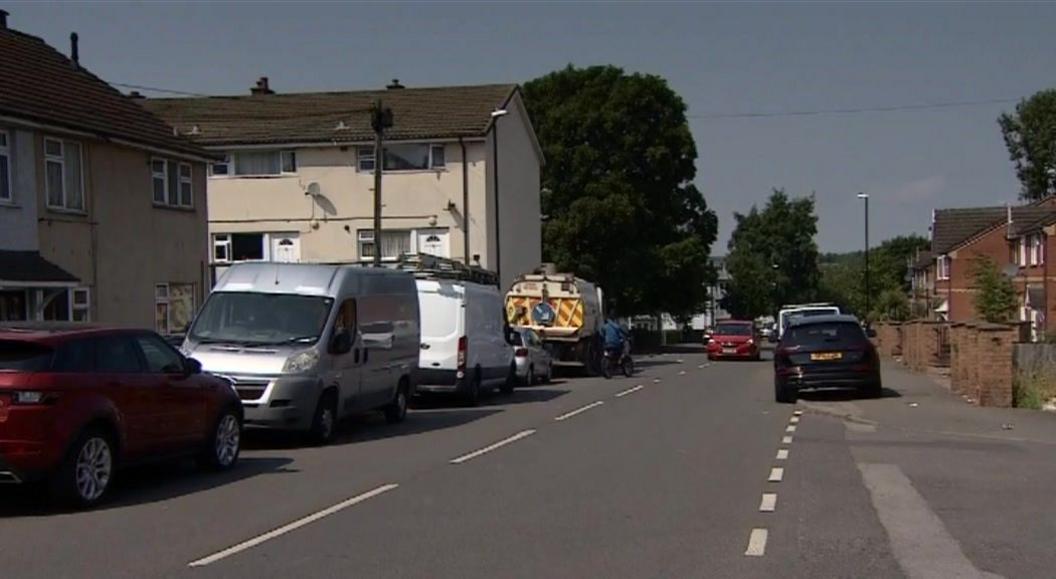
left=936, top=255, right=950, bottom=281
left=155, top=283, right=170, bottom=335
left=44, top=137, right=84, bottom=212
left=0, top=129, right=11, bottom=203
left=209, top=154, right=231, bottom=177
left=151, top=157, right=168, bottom=205
left=178, top=162, right=193, bottom=207
left=214, top=232, right=269, bottom=263
left=1019, top=237, right=1028, bottom=267
left=71, top=287, right=90, bottom=322
left=357, top=143, right=447, bottom=173
left=213, top=234, right=232, bottom=264
left=280, top=150, right=297, bottom=174
left=228, top=150, right=297, bottom=177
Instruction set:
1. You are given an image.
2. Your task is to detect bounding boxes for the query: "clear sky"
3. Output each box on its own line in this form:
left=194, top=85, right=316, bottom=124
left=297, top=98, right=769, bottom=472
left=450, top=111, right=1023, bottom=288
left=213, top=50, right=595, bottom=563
left=8, top=1, right=1056, bottom=253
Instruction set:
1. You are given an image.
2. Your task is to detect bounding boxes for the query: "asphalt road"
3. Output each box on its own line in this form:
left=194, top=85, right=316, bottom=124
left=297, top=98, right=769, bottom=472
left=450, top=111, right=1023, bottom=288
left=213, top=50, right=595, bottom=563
left=1, top=348, right=1054, bottom=578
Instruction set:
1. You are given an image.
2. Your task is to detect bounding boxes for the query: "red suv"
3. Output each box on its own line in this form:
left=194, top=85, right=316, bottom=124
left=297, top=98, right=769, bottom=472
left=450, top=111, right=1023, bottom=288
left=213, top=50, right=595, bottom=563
left=0, top=326, right=243, bottom=507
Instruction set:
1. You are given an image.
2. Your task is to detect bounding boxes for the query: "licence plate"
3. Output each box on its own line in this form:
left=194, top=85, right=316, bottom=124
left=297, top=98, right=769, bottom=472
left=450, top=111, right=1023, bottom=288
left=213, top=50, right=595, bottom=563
left=810, top=352, right=842, bottom=361
left=723, top=348, right=737, bottom=354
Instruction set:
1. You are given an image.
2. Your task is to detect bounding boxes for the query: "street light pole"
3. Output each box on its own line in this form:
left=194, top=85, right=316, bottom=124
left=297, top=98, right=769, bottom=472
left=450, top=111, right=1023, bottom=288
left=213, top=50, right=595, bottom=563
left=490, top=108, right=508, bottom=285
left=858, top=193, right=870, bottom=317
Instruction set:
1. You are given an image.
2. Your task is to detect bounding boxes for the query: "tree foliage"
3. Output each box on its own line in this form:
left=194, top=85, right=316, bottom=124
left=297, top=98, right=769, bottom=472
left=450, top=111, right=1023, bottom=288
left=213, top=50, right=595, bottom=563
left=819, top=234, right=930, bottom=320
left=972, top=256, right=1017, bottom=323
left=722, top=190, right=820, bottom=319
left=523, top=65, right=718, bottom=317
left=999, top=89, right=1056, bottom=201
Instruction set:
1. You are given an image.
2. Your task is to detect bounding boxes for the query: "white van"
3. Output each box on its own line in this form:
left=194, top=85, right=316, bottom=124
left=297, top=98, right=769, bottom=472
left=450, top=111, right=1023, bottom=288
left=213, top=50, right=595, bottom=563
left=182, top=263, right=420, bottom=444
left=415, top=278, right=516, bottom=405
left=777, top=303, right=841, bottom=340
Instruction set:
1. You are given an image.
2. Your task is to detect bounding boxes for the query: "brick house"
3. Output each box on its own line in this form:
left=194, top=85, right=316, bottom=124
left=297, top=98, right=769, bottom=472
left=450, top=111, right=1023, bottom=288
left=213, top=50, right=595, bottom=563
left=914, top=199, right=1056, bottom=338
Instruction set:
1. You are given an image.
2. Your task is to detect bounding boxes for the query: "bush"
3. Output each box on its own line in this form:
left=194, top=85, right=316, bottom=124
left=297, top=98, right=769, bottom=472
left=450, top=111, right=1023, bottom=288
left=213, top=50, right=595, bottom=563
left=1013, top=371, right=1056, bottom=409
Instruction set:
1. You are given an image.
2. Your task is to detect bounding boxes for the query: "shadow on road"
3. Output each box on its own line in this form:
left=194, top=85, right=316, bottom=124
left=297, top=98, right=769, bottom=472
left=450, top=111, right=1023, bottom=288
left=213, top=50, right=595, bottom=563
left=0, top=456, right=296, bottom=517
left=797, top=387, right=902, bottom=402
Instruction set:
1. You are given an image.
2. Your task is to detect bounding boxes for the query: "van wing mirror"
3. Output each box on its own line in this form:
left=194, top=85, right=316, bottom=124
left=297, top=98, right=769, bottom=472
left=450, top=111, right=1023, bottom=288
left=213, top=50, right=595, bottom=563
left=330, top=329, right=353, bottom=355
left=504, top=327, right=519, bottom=346
left=184, top=357, right=203, bottom=376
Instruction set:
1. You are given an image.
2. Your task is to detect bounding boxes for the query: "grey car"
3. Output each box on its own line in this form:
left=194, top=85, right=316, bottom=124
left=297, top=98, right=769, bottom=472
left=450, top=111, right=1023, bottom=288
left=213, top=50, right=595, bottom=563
left=512, top=328, right=553, bottom=385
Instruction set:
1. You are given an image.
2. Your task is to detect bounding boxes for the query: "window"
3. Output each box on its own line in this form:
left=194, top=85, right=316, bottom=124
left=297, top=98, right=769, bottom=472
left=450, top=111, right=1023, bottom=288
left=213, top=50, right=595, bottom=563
left=152, top=158, right=193, bottom=208
left=1027, top=234, right=1044, bottom=266
left=155, top=283, right=196, bottom=335
left=232, top=150, right=296, bottom=176
left=71, top=288, right=90, bottom=322
left=335, top=299, right=358, bottom=334
left=231, top=233, right=265, bottom=261
left=936, top=255, right=950, bottom=281
left=52, top=339, right=96, bottom=373
left=44, top=138, right=84, bottom=211
left=95, top=335, right=143, bottom=373
left=357, top=144, right=446, bottom=172
left=135, top=334, right=185, bottom=373
left=179, top=163, right=193, bottom=206
left=210, top=155, right=231, bottom=176
left=357, top=230, right=411, bottom=260
left=213, top=234, right=232, bottom=263
left=0, top=130, right=10, bottom=202
left=1019, top=237, right=1028, bottom=267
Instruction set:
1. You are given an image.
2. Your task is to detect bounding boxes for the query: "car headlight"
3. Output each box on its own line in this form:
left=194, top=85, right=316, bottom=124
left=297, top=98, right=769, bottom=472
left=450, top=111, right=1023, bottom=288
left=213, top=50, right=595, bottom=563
left=283, top=349, right=320, bottom=374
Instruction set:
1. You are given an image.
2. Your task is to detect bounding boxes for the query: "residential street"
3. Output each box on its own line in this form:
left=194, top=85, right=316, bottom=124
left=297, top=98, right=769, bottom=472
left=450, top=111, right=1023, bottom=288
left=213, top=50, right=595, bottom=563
left=0, top=349, right=1052, bottom=578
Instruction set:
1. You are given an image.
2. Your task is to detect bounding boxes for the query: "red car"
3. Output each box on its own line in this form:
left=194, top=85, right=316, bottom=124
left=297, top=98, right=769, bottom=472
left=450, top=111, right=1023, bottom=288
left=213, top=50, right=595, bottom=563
left=706, top=321, right=761, bottom=361
left=0, top=326, right=243, bottom=507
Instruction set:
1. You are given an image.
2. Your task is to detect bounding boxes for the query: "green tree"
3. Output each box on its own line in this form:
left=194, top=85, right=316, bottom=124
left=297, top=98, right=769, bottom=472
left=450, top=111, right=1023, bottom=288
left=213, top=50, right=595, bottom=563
left=972, top=256, right=1017, bottom=323
left=874, top=289, right=910, bottom=321
left=999, top=89, right=1056, bottom=201
left=722, top=190, right=821, bottom=318
left=819, top=234, right=929, bottom=319
left=523, top=65, right=718, bottom=316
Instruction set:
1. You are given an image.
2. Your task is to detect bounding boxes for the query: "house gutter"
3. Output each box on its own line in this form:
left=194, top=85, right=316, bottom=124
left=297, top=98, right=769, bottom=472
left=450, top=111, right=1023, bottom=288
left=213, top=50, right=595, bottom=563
left=460, top=137, right=470, bottom=264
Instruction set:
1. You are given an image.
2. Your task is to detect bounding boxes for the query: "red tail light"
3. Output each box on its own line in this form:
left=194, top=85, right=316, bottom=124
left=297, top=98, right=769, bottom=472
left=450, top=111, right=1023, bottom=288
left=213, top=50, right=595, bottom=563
left=457, top=336, right=467, bottom=370
left=515, top=348, right=529, bottom=358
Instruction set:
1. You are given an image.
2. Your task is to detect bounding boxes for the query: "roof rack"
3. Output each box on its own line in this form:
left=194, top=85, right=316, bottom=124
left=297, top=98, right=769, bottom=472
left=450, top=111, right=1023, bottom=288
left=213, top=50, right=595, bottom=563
left=366, top=253, right=499, bottom=286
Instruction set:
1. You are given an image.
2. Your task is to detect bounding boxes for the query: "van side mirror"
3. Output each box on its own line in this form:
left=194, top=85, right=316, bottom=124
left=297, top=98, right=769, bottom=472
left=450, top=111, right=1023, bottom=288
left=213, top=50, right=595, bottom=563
left=184, top=357, right=203, bottom=376
left=504, top=327, right=519, bottom=346
left=330, top=329, right=353, bottom=355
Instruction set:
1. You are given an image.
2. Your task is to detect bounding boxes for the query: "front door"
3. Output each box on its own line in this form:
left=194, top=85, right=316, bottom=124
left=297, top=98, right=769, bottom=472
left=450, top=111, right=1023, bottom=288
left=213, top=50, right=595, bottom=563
left=271, top=233, right=301, bottom=263
left=417, top=229, right=449, bottom=258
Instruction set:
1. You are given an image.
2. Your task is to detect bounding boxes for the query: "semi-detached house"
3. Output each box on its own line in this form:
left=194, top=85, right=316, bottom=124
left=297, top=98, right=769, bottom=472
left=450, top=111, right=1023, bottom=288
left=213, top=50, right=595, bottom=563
left=142, top=77, right=544, bottom=289
left=0, top=12, right=212, bottom=332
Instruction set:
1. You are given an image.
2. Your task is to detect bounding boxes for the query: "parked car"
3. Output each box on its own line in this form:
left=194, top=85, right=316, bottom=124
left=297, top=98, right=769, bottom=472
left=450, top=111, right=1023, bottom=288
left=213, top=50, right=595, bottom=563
left=0, top=325, right=243, bottom=507
left=183, top=263, right=420, bottom=445
left=773, top=314, right=882, bottom=403
left=511, top=328, right=553, bottom=385
left=416, top=278, right=517, bottom=405
left=706, top=320, right=761, bottom=361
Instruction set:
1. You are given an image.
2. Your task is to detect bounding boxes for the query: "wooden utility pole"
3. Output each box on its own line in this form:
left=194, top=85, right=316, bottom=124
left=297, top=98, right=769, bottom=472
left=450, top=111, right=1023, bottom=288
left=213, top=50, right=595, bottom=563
left=370, top=99, right=393, bottom=266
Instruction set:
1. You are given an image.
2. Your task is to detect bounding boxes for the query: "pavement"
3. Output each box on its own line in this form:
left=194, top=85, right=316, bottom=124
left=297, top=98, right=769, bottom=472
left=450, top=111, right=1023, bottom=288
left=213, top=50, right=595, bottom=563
left=1, top=349, right=1054, bottom=578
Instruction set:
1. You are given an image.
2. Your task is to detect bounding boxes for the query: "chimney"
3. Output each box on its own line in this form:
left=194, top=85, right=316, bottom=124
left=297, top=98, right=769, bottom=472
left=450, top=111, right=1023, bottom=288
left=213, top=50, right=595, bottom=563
left=70, top=32, right=79, bottom=67
left=251, top=76, right=274, bottom=96
left=386, top=78, right=405, bottom=90
left=128, top=90, right=144, bottom=99
left=0, top=9, right=9, bottom=29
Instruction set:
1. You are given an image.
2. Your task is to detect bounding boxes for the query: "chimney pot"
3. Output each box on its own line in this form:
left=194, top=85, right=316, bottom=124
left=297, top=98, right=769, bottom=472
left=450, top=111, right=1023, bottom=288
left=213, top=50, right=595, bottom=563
left=0, top=9, right=9, bottom=29
left=70, top=32, right=79, bottom=67
left=386, top=78, right=405, bottom=90
left=128, top=90, right=144, bottom=99
left=250, top=76, right=274, bottom=96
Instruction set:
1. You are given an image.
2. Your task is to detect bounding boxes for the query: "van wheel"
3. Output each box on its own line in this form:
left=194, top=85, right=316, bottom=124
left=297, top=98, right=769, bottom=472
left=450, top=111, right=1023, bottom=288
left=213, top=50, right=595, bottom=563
left=500, top=363, right=517, bottom=394
left=463, top=370, right=482, bottom=407
left=308, top=391, right=338, bottom=445
left=51, top=428, right=115, bottom=508
left=384, top=382, right=409, bottom=424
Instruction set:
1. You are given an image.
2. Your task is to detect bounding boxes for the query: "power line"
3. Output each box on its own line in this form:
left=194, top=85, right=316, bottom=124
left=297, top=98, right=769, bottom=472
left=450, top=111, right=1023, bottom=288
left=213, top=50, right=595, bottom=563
left=689, top=97, right=1020, bottom=120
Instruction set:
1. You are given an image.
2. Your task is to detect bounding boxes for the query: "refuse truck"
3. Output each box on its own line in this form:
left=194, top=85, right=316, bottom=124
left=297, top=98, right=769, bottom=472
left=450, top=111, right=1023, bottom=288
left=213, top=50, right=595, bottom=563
left=505, top=265, right=604, bottom=373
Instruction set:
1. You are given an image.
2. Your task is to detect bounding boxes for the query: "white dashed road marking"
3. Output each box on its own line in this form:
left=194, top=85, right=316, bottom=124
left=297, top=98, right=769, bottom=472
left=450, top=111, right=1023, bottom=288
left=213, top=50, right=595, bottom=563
left=615, top=385, right=644, bottom=398
left=188, top=483, right=399, bottom=567
left=768, top=467, right=784, bottom=482
left=789, top=416, right=800, bottom=424
left=554, top=401, right=605, bottom=421
left=782, top=435, right=793, bottom=444
left=450, top=430, right=537, bottom=464
left=785, top=425, right=797, bottom=433
left=759, top=493, right=777, bottom=512
left=776, top=449, right=789, bottom=460
left=793, top=409, right=803, bottom=416
left=745, top=528, right=769, bottom=556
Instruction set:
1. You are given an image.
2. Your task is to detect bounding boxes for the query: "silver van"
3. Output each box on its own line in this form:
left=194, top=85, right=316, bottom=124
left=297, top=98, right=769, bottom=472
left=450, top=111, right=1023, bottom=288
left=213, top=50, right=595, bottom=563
left=182, top=263, right=420, bottom=444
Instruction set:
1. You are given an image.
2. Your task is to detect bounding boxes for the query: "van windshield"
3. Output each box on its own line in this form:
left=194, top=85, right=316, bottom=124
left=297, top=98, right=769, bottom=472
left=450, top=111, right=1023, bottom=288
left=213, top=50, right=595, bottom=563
left=189, top=292, right=334, bottom=346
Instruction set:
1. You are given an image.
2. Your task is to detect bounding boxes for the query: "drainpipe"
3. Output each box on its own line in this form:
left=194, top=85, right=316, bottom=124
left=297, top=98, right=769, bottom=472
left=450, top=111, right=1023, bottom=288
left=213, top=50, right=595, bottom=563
left=460, top=137, right=469, bottom=264
left=1045, top=232, right=1049, bottom=337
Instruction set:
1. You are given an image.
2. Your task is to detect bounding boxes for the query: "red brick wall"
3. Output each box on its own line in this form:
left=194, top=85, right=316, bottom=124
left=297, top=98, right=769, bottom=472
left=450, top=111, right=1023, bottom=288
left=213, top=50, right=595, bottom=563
left=946, top=226, right=1013, bottom=322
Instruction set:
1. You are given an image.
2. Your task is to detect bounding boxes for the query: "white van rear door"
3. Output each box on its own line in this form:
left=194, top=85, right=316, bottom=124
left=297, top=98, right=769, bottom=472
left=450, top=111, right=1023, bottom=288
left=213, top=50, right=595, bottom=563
left=417, top=281, right=463, bottom=372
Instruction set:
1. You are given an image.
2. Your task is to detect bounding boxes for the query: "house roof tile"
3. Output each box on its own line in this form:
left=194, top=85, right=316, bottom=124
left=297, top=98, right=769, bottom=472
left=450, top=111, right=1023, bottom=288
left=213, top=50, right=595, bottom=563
left=0, top=27, right=209, bottom=159
left=931, top=205, right=1056, bottom=254
left=141, top=83, right=520, bottom=147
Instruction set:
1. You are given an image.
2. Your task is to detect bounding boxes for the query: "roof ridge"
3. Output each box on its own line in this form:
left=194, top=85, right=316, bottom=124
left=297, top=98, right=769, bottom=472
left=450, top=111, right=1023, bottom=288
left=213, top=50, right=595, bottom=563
left=146, top=82, right=519, bottom=103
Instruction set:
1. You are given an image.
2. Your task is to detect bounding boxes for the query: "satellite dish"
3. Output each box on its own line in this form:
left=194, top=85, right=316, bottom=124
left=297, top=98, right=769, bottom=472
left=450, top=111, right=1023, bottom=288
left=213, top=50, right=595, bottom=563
left=306, top=182, right=321, bottom=197
left=1002, top=264, right=1019, bottom=278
